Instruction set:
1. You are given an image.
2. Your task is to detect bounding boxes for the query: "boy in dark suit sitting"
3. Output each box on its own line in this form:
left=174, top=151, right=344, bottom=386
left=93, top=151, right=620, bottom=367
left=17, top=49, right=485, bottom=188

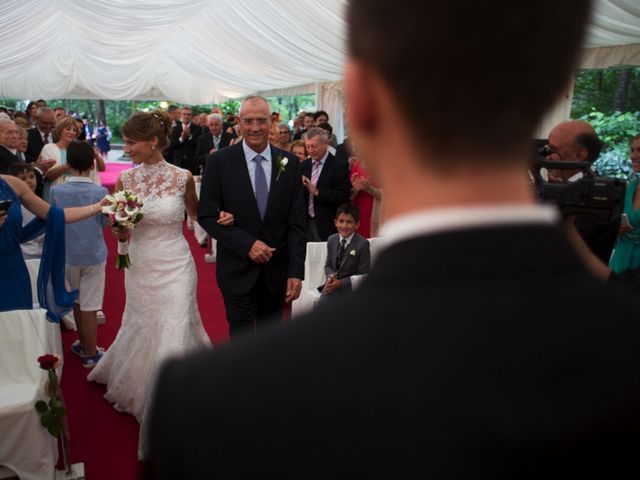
left=321, top=203, right=370, bottom=297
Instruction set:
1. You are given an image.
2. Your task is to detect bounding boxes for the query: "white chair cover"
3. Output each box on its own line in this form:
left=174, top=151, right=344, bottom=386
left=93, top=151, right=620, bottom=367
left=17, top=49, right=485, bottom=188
left=292, top=242, right=327, bottom=317
left=0, top=309, right=63, bottom=480
left=292, top=238, right=381, bottom=317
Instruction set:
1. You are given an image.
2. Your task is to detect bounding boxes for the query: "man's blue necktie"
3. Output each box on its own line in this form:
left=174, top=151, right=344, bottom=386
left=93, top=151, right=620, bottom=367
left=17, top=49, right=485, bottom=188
left=253, top=155, right=268, bottom=220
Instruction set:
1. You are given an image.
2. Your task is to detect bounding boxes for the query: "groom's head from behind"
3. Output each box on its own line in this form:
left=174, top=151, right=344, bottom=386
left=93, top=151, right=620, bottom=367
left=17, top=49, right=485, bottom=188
left=239, top=96, right=271, bottom=153
left=345, top=0, right=592, bottom=203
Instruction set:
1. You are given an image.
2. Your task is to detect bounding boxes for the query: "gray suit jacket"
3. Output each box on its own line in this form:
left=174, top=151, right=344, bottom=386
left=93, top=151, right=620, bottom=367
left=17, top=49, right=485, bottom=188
left=323, top=231, right=371, bottom=290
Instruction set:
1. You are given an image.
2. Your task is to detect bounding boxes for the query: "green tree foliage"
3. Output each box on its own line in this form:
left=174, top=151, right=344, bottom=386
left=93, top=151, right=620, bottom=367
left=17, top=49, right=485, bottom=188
left=584, top=110, right=640, bottom=179
left=218, top=100, right=241, bottom=115
left=266, top=94, right=315, bottom=124
left=571, top=67, right=640, bottom=117
left=571, top=67, right=640, bottom=179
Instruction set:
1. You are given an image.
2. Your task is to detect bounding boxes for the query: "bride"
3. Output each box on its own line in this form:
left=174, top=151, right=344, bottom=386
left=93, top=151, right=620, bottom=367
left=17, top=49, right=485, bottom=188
left=87, top=110, right=231, bottom=458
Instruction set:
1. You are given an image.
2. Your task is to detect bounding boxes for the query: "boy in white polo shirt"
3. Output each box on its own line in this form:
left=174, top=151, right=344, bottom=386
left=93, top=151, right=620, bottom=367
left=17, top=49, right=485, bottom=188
left=50, top=141, right=108, bottom=368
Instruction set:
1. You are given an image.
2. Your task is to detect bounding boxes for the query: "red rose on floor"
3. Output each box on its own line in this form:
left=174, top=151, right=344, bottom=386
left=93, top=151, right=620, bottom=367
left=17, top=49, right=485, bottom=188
left=37, top=354, right=58, bottom=370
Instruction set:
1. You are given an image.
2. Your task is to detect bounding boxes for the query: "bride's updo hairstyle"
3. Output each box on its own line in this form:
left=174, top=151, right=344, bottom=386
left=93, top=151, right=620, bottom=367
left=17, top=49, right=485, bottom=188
left=122, top=109, right=171, bottom=150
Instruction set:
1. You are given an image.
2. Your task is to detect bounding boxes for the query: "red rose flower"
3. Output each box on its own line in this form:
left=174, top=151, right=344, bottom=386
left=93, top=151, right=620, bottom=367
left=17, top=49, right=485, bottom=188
left=37, top=354, right=58, bottom=370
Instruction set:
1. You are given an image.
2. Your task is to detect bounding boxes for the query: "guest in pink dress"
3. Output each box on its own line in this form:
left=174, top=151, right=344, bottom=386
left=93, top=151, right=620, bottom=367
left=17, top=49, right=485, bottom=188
left=350, top=157, right=383, bottom=238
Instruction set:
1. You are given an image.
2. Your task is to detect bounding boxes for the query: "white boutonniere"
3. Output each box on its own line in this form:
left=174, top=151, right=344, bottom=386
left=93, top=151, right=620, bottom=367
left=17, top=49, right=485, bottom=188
left=276, top=155, right=288, bottom=181
left=349, top=249, right=357, bottom=256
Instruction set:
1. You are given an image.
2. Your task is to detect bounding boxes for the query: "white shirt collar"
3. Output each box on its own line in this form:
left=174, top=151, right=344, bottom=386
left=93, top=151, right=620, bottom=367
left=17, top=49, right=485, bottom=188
left=66, top=176, right=94, bottom=183
left=340, top=232, right=355, bottom=245
left=314, top=148, right=329, bottom=165
left=242, top=140, right=271, bottom=163
left=378, top=204, right=558, bottom=252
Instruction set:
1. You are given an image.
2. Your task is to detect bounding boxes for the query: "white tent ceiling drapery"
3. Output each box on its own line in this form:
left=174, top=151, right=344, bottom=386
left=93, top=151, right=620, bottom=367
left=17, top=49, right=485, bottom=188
left=0, top=0, right=348, bottom=103
left=582, top=0, right=640, bottom=67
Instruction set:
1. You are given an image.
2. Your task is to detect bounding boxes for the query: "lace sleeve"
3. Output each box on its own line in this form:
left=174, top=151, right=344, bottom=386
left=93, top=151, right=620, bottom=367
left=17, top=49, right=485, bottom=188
left=176, top=168, right=188, bottom=196
left=120, top=169, right=132, bottom=191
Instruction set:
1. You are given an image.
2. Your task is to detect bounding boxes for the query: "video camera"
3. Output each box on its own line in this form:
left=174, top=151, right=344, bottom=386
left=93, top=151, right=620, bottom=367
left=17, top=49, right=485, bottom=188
left=531, top=145, right=626, bottom=223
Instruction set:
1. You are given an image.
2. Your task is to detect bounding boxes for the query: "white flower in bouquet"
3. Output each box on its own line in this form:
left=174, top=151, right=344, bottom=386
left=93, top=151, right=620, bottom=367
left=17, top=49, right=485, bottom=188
left=124, top=205, right=140, bottom=217
left=101, top=203, right=117, bottom=215
left=112, top=191, right=127, bottom=203
left=115, top=209, right=131, bottom=222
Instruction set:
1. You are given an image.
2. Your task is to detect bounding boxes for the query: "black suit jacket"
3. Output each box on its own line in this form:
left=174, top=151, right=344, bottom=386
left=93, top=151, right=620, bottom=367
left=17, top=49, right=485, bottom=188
left=146, top=223, right=640, bottom=479
left=168, top=122, right=203, bottom=173
left=197, top=142, right=306, bottom=295
left=25, top=128, right=46, bottom=163
left=292, top=128, right=307, bottom=141
left=301, top=153, right=351, bottom=240
left=195, top=131, right=233, bottom=170
left=0, top=146, right=17, bottom=174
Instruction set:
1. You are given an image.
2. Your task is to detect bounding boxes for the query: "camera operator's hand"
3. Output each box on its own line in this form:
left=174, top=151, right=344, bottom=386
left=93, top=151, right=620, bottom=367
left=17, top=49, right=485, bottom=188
left=619, top=223, right=633, bottom=235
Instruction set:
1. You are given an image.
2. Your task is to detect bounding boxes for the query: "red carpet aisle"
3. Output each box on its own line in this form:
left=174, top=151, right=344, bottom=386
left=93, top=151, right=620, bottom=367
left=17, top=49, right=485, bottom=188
left=100, top=162, right=130, bottom=192
left=59, top=225, right=229, bottom=479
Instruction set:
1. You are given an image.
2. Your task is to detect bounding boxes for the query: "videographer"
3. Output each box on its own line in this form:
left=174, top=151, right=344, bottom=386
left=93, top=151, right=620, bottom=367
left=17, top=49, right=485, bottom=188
left=544, top=120, right=618, bottom=263
left=561, top=133, right=640, bottom=293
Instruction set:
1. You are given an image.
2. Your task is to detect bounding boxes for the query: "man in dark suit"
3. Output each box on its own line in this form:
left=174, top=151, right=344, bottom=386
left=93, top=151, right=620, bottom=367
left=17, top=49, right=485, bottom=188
left=81, top=116, right=94, bottom=145
left=301, top=127, right=351, bottom=241
left=167, top=106, right=202, bottom=174
left=196, top=96, right=306, bottom=338
left=25, top=107, right=55, bottom=163
left=146, top=1, right=640, bottom=478
left=194, top=113, right=233, bottom=172
left=292, top=112, right=315, bottom=140
left=0, top=119, right=49, bottom=196
left=0, top=119, right=19, bottom=174
left=162, top=105, right=180, bottom=161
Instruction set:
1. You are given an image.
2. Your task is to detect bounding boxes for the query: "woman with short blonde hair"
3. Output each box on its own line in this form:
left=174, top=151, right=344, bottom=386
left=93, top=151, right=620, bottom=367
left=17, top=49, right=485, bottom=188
left=40, top=116, right=102, bottom=197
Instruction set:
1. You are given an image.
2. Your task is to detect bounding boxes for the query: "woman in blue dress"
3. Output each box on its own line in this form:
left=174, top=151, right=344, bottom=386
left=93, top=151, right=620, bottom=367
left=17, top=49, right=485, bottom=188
left=609, top=134, right=640, bottom=273
left=94, top=120, right=111, bottom=160
left=0, top=173, right=105, bottom=312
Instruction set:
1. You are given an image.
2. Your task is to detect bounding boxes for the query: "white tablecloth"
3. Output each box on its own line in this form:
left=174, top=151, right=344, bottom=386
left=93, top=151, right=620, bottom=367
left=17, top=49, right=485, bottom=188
left=0, top=309, right=63, bottom=480
left=24, top=259, right=40, bottom=309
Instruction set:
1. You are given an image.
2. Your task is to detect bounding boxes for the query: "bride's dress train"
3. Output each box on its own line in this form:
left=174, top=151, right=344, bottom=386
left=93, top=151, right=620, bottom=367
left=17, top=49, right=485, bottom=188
left=88, top=161, right=211, bottom=457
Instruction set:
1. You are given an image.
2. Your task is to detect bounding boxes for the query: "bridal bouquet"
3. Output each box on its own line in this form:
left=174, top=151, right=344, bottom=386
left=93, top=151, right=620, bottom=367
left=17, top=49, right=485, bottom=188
left=102, top=190, right=144, bottom=269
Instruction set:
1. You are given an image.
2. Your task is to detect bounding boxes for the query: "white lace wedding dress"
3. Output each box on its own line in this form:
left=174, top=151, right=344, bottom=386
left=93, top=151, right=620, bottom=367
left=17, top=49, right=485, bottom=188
left=87, top=160, right=211, bottom=458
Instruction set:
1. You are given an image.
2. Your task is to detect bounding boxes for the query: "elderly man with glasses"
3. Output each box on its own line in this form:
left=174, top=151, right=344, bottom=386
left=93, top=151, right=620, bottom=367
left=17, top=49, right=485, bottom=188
left=197, top=96, right=306, bottom=339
